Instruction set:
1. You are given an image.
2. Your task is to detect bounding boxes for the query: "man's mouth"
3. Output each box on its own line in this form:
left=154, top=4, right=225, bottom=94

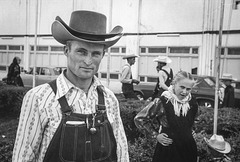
left=81, top=67, right=93, bottom=70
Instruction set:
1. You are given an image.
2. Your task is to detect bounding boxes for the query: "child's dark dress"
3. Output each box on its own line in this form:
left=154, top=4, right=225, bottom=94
left=152, top=96, right=198, bottom=162
left=134, top=95, right=198, bottom=162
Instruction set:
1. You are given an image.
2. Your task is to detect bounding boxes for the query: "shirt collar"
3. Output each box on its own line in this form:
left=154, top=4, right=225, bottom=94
left=55, top=71, right=103, bottom=99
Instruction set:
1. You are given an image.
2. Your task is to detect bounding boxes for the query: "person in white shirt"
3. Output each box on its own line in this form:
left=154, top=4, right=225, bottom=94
left=120, top=54, right=140, bottom=99
left=12, top=10, right=129, bottom=162
left=151, top=56, right=173, bottom=100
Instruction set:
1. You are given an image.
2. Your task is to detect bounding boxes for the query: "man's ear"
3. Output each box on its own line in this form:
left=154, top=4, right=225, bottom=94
left=64, top=45, right=69, bottom=56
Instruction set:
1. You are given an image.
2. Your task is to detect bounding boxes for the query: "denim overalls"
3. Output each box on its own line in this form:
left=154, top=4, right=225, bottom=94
left=43, top=80, right=117, bottom=162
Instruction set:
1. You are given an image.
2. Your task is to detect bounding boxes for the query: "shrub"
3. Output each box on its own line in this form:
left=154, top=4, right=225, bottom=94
left=128, top=137, right=155, bottom=162
left=117, top=97, right=240, bottom=162
left=0, top=90, right=239, bottom=161
left=119, top=97, right=147, bottom=142
left=0, top=84, right=30, bottom=117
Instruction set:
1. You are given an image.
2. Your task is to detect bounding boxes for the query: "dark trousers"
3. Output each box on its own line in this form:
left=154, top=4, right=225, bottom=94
left=122, top=83, right=138, bottom=99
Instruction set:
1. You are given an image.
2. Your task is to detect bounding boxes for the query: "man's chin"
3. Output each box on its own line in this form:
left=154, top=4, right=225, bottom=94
left=77, top=72, right=95, bottom=79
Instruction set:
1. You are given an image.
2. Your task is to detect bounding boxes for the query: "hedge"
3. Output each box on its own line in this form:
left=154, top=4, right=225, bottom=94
left=118, top=95, right=240, bottom=162
left=0, top=85, right=240, bottom=161
left=0, top=82, right=30, bottom=117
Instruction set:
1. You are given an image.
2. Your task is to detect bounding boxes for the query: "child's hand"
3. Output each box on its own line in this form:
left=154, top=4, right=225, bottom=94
left=156, top=133, right=173, bottom=146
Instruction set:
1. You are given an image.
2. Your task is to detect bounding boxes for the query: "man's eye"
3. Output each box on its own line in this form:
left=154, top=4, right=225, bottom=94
left=92, top=52, right=101, bottom=56
left=77, top=50, right=87, bottom=55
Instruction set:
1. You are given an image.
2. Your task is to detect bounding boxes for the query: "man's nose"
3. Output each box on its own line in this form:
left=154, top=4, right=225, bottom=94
left=84, top=55, right=93, bottom=65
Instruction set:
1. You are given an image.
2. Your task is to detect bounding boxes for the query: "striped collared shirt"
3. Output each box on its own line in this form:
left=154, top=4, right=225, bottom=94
left=12, top=73, right=129, bottom=162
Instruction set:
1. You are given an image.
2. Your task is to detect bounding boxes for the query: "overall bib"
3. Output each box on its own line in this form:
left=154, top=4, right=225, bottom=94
left=43, top=80, right=117, bottom=162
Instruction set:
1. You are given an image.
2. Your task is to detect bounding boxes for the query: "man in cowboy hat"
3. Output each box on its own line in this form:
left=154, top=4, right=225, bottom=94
left=120, top=54, right=140, bottom=99
left=221, top=73, right=235, bottom=108
left=12, top=10, right=129, bottom=162
left=151, top=56, right=173, bottom=100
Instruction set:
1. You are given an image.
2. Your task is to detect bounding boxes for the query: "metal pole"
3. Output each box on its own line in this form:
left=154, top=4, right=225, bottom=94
left=213, top=0, right=225, bottom=134
left=136, top=0, right=142, bottom=78
left=106, top=0, right=113, bottom=88
left=33, top=0, right=39, bottom=87
left=221, top=0, right=233, bottom=77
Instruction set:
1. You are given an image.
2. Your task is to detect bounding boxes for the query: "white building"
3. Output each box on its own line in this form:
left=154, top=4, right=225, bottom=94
left=0, top=0, right=240, bottom=92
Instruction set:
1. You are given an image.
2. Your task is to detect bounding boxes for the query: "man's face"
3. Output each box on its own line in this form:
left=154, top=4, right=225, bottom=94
left=65, top=40, right=104, bottom=80
left=223, top=80, right=232, bottom=86
left=157, top=62, right=166, bottom=69
left=128, top=57, right=136, bottom=66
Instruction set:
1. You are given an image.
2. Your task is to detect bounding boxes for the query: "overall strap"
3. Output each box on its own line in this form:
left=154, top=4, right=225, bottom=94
left=48, top=79, right=72, bottom=114
left=96, top=86, right=106, bottom=111
left=161, top=69, right=170, bottom=78
left=48, top=79, right=106, bottom=114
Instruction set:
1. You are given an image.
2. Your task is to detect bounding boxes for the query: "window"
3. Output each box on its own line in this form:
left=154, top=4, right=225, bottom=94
left=220, top=48, right=225, bottom=55
left=147, top=77, right=158, bottom=82
left=228, top=47, right=240, bottom=55
left=0, top=65, right=7, bottom=70
left=101, top=73, right=107, bottom=78
left=110, top=74, right=119, bottom=79
left=140, top=48, right=146, bottom=53
left=192, top=48, right=198, bottom=54
left=31, top=46, right=48, bottom=51
left=110, top=47, right=119, bottom=53
left=0, top=45, right=7, bottom=50
left=149, top=47, right=166, bottom=53
left=169, top=47, right=190, bottom=53
left=9, top=45, right=21, bottom=50
left=122, top=47, right=126, bottom=53
left=140, top=76, right=145, bottom=82
left=51, top=46, right=64, bottom=51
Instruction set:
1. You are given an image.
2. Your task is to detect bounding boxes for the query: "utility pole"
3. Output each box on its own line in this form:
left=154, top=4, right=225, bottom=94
left=33, top=0, right=39, bottom=87
left=106, top=0, right=113, bottom=88
left=213, top=0, right=225, bottom=134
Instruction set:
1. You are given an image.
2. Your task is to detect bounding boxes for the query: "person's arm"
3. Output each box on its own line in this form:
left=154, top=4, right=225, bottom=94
left=158, top=71, right=169, bottom=90
left=135, top=98, right=173, bottom=146
left=120, top=66, right=132, bottom=84
left=109, top=94, right=129, bottom=162
left=134, top=98, right=162, bottom=138
left=12, top=88, right=45, bottom=161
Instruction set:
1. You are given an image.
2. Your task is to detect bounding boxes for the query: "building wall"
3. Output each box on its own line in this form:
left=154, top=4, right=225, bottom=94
left=0, top=0, right=240, bottom=83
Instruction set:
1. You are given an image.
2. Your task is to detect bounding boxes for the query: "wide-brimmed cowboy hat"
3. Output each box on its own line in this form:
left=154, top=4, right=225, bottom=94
left=51, top=10, right=123, bottom=49
left=122, top=54, right=139, bottom=59
left=153, top=56, right=172, bottom=63
left=204, top=134, right=231, bottom=154
left=221, top=73, right=234, bottom=81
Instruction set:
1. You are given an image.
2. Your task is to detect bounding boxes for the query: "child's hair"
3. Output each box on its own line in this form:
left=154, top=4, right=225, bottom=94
left=171, top=71, right=196, bottom=85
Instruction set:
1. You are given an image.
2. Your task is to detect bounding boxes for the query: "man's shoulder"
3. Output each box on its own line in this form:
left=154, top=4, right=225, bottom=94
left=122, top=63, right=130, bottom=69
left=25, top=83, right=51, bottom=98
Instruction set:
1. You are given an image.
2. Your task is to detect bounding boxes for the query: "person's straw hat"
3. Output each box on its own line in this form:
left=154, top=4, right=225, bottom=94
left=51, top=10, right=123, bottom=49
left=204, top=134, right=231, bottom=154
left=221, top=73, right=234, bottom=81
left=153, top=56, right=172, bottom=63
left=122, top=54, right=139, bottom=59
